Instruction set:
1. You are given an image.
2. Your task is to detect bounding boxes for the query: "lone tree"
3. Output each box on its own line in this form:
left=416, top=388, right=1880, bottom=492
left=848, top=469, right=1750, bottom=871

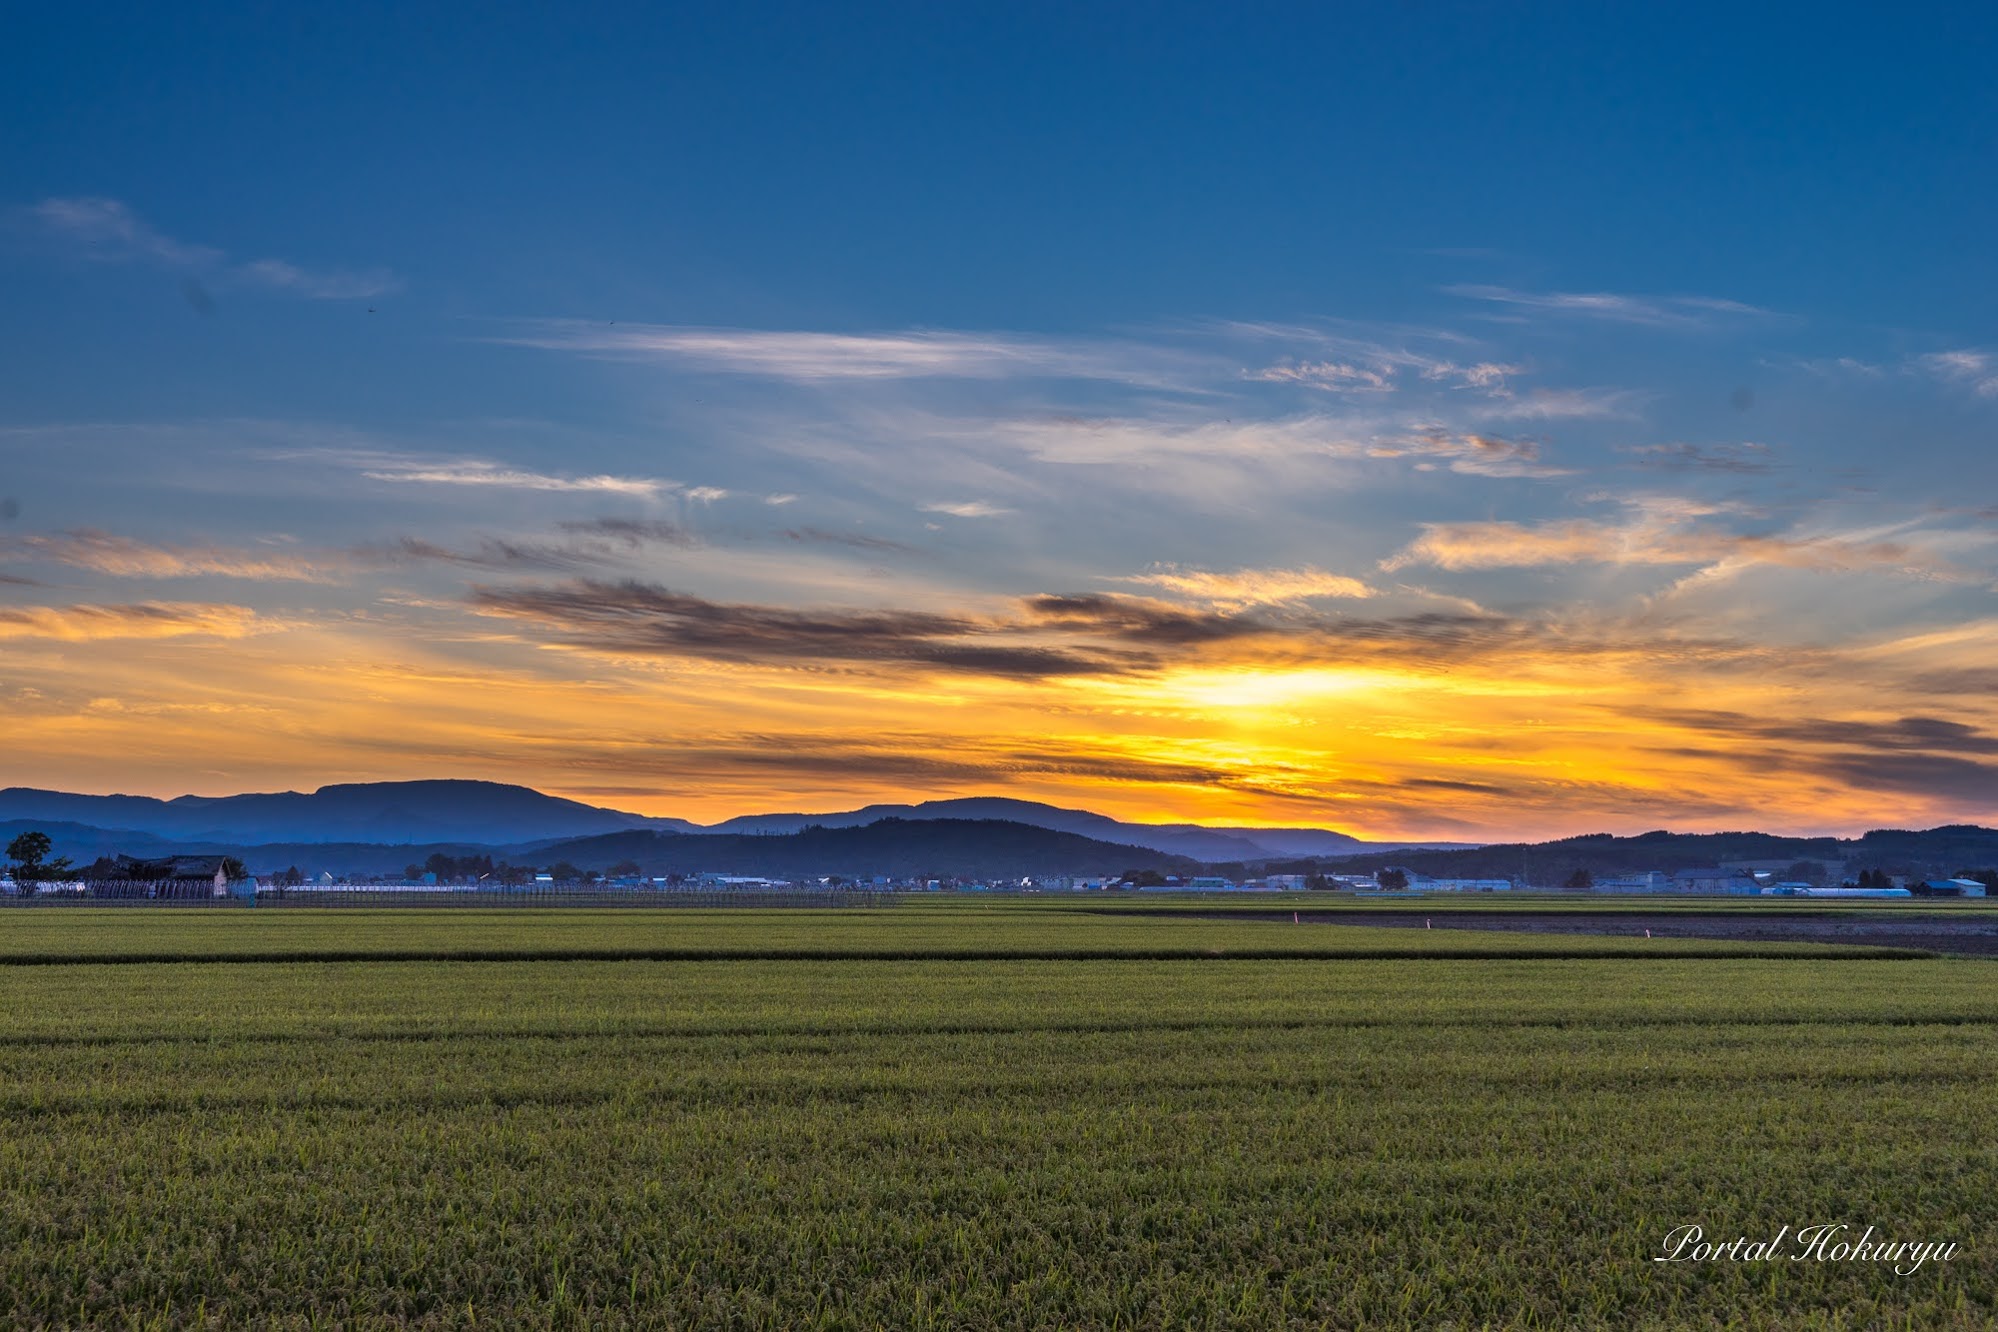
left=6, top=830, right=72, bottom=886
left=1563, top=868, right=1596, bottom=890
left=1375, top=868, right=1409, bottom=891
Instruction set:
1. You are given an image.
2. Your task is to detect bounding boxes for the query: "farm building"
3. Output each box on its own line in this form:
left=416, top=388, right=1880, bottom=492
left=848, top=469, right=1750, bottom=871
left=1913, top=878, right=1988, bottom=897
left=84, top=854, right=243, bottom=898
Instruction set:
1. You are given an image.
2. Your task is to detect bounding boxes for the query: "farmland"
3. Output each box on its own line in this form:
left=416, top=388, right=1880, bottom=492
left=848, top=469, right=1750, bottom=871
left=1, top=903, right=1993, bottom=1327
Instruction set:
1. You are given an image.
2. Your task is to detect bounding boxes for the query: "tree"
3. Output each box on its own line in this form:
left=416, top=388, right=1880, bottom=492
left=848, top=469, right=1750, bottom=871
left=1785, top=861, right=1827, bottom=886
left=7, top=830, right=72, bottom=885
left=1119, top=868, right=1167, bottom=888
left=1375, top=868, right=1409, bottom=891
left=1563, top=868, right=1595, bottom=890
left=547, top=862, right=583, bottom=883
left=607, top=859, right=644, bottom=878
left=277, top=866, right=305, bottom=888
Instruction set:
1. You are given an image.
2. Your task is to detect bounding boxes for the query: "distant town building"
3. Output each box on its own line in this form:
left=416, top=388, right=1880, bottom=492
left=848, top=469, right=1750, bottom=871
left=1671, top=868, right=1761, bottom=894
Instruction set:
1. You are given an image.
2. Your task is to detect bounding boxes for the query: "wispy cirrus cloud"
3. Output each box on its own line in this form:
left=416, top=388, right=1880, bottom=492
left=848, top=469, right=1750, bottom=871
left=357, top=536, right=628, bottom=575
left=1110, top=564, right=1374, bottom=608
left=920, top=500, right=1013, bottom=518
left=1473, top=387, right=1641, bottom=421
left=267, top=448, right=685, bottom=499
left=783, top=527, right=919, bottom=556
left=1444, top=284, right=1774, bottom=328
left=0, top=600, right=271, bottom=641
left=1235, top=320, right=1521, bottom=398
left=1919, top=350, right=1998, bottom=397
left=20, top=197, right=399, bottom=301
left=359, top=458, right=672, bottom=497
left=1246, top=360, right=1398, bottom=392
left=490, top=320, right=1218, bottom=388
left=1, top=529, right=336, bottom=581
left=556, top=518, right=703, bottom=548
left=1364, top=429, right=1573, bottom=478
left=1384, top=499, right=1981, bottom=581
left=1620, top=442, right=1778, bottom=474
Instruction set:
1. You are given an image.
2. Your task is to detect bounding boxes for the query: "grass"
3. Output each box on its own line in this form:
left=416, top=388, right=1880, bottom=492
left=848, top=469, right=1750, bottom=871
left=0, top=900, right=1941, bottom=962
left=0, top=904, right=1991, bottom=1328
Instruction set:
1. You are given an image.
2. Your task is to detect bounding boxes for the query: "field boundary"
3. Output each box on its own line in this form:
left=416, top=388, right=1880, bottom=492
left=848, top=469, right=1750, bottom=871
left=0, top=944, right=1938, bottom=966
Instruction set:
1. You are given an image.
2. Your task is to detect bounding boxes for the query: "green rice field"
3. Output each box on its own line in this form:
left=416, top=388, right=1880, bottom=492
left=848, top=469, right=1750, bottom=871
left=1, top=902, right=1992, bottom=1328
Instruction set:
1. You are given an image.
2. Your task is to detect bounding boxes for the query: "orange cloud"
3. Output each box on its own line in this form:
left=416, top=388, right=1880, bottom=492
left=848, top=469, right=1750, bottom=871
left=4, top=530, right=336, bottom=581
left=1110, top=565, right=1374, bottom=608
left=0, top=601, right=269, bottom=641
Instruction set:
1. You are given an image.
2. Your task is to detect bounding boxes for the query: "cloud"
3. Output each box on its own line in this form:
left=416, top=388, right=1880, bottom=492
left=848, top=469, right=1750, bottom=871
left=1365, top=429, right=1573, bottom=478
left=490, top=321, right=1214, bottom=388
left=469, top=579, right=1130, bottom=679
left=0, top=601, right=268, bottom=641
left=1248, top=360, right=1397, bottom=393
left=1644, top=709, right=1998, bottom=756
left=1022, top=594, right=1275, bottom=647
left=555, top=518, right=702, bottom=548
left=1812, top=751, right=1998, bottom=803
left=1244, top=343, right=1524, bottom=398
left=1, top=529, right=335, bottom=581
left=21, top=197, right=398, bottom=301
left=1475, top=388, right=1640, bottom=421
left=350, top=454, right=677, bottom=498
left=234, top=258, right=399, bottom=302
left=1620, top=442, right=1777, bottom=474
left=1919, top=350, right=1998, bottom=397
left=1111, top=564, right=1374, bottom=608
left=920, top=500, right=1013, bottom=518
left=27, top=196, right=220, bottom=268
left=358, top=536, right=626, bottom=574
left=1444, top=284, right=1773, bottom=328
left=783, top=527, right=919, bottom=555
left=1383, top=505, right=1973, bottom=580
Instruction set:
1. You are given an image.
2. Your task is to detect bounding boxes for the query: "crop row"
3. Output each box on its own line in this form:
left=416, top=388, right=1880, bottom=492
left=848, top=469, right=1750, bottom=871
left=0, top=951, right=1995, bottom=1327
left=0, top=904, right=1937, bottom=965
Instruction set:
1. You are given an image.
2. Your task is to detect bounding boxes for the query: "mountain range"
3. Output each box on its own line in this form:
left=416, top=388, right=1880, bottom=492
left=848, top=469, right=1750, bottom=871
left=4, top=782, right=1991, bottom=883
left=0, top=781, right=1455, bottom=861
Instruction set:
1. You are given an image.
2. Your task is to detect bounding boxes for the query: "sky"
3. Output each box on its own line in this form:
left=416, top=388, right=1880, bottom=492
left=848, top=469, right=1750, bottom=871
left=2, top=1, right=1996, bottom=839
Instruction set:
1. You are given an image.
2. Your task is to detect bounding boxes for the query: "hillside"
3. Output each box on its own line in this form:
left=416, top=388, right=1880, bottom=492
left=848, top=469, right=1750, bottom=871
left=1322, top=826, right=1998, bottom=884
left=698, top=796, right=1429, bottom=859
left=533, top=818, right=1206, bottom=880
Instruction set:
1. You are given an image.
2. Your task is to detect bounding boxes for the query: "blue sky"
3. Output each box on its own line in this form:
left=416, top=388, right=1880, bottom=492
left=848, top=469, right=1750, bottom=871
left=2, top=2, right=1995, bottom=836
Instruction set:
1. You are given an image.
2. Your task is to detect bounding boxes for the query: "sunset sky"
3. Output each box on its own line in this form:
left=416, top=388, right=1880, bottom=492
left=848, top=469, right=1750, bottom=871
left=3, top=3, right=1995, bottom=839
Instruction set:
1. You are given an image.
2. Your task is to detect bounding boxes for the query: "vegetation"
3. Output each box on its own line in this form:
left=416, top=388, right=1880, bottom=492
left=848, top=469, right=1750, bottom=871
left=0, top=904, right=1991, bottom=1326
left=0, top=903, right=1933, bottom=965
left=4, top=831, right=71, bottom=886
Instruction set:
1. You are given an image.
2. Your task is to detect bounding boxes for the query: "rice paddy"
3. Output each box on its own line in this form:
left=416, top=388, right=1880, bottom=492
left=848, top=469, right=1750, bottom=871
left=0, top=902, right=1991, bottom=1327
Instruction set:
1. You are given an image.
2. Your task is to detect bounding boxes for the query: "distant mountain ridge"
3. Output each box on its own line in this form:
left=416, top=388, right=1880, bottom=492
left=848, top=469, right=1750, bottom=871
left=0, top=780, right=698, bottom=847
left=532, top=819, right=1207, bottom=880
left=1323, top=825, right=1998, bottom=884
left=0, top=782, right=1447, bottom=859
left=701, top=796, right=1459, bottom=859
